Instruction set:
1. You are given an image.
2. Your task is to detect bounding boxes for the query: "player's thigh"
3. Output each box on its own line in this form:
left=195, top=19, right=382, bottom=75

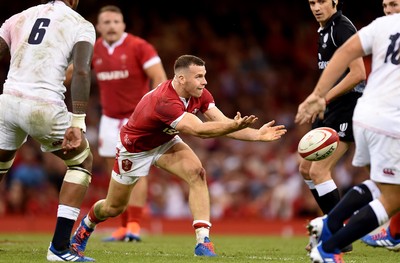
left=156, top=142, right=202, bottom=183
left=20, top=99, right=69, bottom=148
left=352, top=125, right=370, bottom=167
left=366, top=131, right=400, bottom=185
left=309, top=141, right=350, bottom=180
left=130, top=177, right=148, bottom=200
left=0, top=95, right=28, bottom=152
left=314, top=141, right=349, bottom=169
left=20, top=100, right=73, bottom=153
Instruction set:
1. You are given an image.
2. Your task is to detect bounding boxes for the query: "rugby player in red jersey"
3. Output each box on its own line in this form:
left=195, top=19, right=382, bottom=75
left=71, top=55, right=286, bottom=258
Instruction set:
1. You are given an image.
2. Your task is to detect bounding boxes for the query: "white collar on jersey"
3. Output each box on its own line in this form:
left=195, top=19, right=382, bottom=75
left=179, top=97, right=190, bottom=109
left=172, top=80, right=190, bottom=109
left=102, top=33, right=128, bottom=55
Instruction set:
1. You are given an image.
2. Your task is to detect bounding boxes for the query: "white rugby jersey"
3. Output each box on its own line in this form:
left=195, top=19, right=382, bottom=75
left=0, top=1, right=95, bottom=102
left=353, top=13, right=400, bottom=138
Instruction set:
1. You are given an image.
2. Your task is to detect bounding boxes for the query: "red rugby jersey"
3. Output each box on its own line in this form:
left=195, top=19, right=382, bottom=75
left=92, top=33, right=160, bottom=118
left=121, top=80, right=215, bottom=153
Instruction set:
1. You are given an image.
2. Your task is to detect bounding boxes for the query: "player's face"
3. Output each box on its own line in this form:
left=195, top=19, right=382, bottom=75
left=96, top=11, right=126, bottom=45
left=383, top=0, right=400, bottom=15
left=184, top=65, right=207, bottom=98
left=308, top=0, right=336, bottom=27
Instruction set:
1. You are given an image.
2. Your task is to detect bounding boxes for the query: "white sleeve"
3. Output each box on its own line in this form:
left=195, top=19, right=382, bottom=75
left=358, top=18, right=378, bottom=56
left=75, top=21, right=96, bottom=45
left=0, top=15, right=15, bottom=47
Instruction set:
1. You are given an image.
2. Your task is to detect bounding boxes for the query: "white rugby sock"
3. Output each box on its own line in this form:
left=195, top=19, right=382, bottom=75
left=315, top=179, right=337, bottom=196
left=369, top=199, right=389, bottom=225
left=57, top=205, right=80, bottom=221
left=193, top=220, right=211, bottom=244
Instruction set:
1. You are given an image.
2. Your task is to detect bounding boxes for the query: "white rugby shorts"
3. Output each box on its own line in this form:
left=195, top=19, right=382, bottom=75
left=352, top=124, right=400, bottom=185
left=98, top=115, right=128, bottom=157
left=112, top=135, right=182, bottom=185
left=0, top=94, right=69, bottom=152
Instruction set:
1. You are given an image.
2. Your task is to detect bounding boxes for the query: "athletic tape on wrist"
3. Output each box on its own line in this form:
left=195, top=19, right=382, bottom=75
left=71, top=113, right=86, bottom=132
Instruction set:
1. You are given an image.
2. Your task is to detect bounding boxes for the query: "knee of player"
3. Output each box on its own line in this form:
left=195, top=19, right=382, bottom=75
left=64, top=141, right=93, bottom=170
left=63, top=144, right=93, bottom=187
left=298, top=164, right=310, bottom=178
left=298, top=158, right=314, bottom=177
left=187, top=166, right=207, bottom=184
left=64, top=166, right=92, bottom=187
left=80, top=150, right=93, bottom=170
left=308, top=166, right=330, bottom=181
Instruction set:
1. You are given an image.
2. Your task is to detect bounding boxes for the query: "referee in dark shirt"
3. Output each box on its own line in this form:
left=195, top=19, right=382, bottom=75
left=299, top=0, right=366, bottom=253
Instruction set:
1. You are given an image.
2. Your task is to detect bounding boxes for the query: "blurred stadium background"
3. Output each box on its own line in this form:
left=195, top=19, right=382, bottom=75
left=0, top=0, right=384, bottom=234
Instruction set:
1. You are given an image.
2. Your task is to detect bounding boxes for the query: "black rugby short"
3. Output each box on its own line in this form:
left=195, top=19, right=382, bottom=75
left=312, top=91, right=362, bottom=142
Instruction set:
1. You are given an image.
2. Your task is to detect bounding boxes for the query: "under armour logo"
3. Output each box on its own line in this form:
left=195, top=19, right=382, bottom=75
left=383, top=168, right=395, bottom=176
left=338, top=123, right=348, bottom=138
left=322, top=33, right=328, bottom=49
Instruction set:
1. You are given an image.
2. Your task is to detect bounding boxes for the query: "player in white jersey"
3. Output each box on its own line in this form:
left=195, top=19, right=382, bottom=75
left=0, top=0, right=95, bottom=261
left=295, top=13, right=400, bottom=262
left=359, top=0, right=400, bottom=250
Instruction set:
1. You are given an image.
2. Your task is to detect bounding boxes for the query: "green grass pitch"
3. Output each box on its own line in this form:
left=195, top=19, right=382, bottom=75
left=0, top=233, right=398, bottom=262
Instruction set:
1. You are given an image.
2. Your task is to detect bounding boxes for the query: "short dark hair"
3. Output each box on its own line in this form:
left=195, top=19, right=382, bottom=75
left=174, top=55, right=205, bottom=73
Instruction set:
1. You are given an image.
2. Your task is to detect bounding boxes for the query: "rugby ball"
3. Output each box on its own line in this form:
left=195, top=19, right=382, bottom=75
left=298, top=127, right=339, bottom=161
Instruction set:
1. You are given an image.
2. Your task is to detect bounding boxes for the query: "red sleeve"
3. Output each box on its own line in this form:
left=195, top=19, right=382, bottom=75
left=133, top=36, right=159, bottom=66
left=199, top=88, right=215, bottom=113
left=155, top=97, right=184, bottom=126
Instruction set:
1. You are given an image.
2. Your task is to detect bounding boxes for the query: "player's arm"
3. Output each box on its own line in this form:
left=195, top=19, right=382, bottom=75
left=295, top=34, right=366, bottom=125
left=70, top=41, right=93, bottom=115
left=174, top=110, right=257, bottom=138
left=202, top=107, right=286, bottom=142
left=145, top=62, right=167, bottom=89
left=62, top=41, right=93, bottom=152
left=325, top=56, right=366, bottom=103
left=325, top=24, right=366, bottom=102
left=0, top=37, right=9, bottom=61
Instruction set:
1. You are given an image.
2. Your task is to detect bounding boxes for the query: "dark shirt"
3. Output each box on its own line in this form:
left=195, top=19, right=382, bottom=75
left=317, top=10, right=365, bottom=93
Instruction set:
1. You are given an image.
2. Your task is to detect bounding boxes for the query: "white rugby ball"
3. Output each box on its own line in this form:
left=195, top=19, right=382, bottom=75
left=298, top=127, right=339, bottom=161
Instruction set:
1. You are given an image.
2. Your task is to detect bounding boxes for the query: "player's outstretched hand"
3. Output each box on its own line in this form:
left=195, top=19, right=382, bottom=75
left=62, top=127, right=83, bottom=154
left=233, top=111, right=258, bottom=130
left=295, top=93, right=326, bottom=125
left=258, top=120, right=287, bottom=141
